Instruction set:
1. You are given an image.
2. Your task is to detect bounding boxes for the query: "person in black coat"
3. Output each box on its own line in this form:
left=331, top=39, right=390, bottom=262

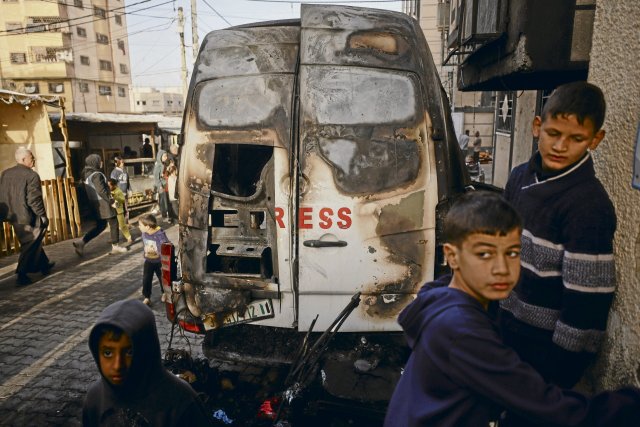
left=0, top=147, right=54, bottom=285
left=83, top=299, right=212, bottom=426
left=73, top=154, right=127, bottom=255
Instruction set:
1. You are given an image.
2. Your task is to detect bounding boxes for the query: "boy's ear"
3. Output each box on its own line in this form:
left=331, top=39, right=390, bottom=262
left=532, top=116, right=542, bottom=138
left=589, top=129, right=605, bottom=150
left=443, top=243, right=460, bottom=270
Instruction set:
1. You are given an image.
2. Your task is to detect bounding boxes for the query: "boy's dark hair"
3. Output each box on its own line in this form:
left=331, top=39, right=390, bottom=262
left=139, top=213, right=158, bottom=228
left=541, top=81, right=606, bottom=131
left=113, top=155, right=123, bottom=163
left=443, top=191, right=522, bottom=246
left=107, top=178, right=118, bottom=187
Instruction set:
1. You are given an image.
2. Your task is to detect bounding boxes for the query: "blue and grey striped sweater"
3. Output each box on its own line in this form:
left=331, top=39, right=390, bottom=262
left=499, top=152, right=616, bottom=387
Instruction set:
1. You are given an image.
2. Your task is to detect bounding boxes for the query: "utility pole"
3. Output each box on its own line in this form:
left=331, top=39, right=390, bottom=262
left=177, top=7, right=188, bottom=101
left=190, top=0, right=200, bottom=60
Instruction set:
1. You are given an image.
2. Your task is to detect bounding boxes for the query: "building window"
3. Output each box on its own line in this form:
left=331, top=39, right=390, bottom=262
left=136, top=101, right=140, bottom=105
left=24, top=83, right=40, bottom=94
left=119, top=63, right=128, bottom=74
left=167, top=100, right=173, bottom=105
left=5, top=22, right=22, bottom=33
left=94, top=7, right=106, bottom=19
left=118, top=86, right=126, bottom=97
left=10, top=53, right=27, bottom=64
left=74, top=0, right=83, bottom=8
left=114, top=14, right=122, bottom=25
left=79, top=82, right=89, bottom=93
left=98, top=85, right=112, bottom=96
left=96, top=33, right=109, bottom=44
left=142, top=101, right=146, bottom=106
left=48, top=82, right=64, bottom=93
left=117, top=39, right=126, bottom=55
left=80, top=55, right=89, bottom=65
left=2, top=0, right=19, bottom=3
left=495, top=91, right=514, bottom=134
left=77, top=27, right=86, bottom=37
left=99, top=60, right=112, bottom=71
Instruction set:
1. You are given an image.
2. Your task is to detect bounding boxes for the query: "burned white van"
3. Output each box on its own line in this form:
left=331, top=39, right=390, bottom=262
left=163, top=4, right=469, bottom=408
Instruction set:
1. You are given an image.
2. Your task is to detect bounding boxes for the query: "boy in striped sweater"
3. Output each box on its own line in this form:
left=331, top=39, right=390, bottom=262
left=500, top=81, right=615, bottom=391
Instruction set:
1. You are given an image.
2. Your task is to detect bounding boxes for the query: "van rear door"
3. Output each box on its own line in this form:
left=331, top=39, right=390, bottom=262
left=295, top=5, right=439, bottom=332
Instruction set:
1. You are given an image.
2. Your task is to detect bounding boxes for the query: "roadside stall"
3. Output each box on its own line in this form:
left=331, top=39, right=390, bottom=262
left=0, top=90, right=80, bottom=255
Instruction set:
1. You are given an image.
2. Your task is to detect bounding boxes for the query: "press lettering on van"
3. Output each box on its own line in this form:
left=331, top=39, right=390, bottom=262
left=273, top=206, right=352, bottom=229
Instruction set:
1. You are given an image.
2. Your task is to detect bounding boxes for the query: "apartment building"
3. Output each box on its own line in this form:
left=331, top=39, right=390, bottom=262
left=131, top=87, right=184, bottom=116
left=401, top=1, right=495, bottom=159
left=0, top=0, right=132, bottom=113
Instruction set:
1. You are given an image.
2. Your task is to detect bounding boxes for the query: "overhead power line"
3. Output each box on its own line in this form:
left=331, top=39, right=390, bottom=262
left=201, top=0, right=232, bottom=27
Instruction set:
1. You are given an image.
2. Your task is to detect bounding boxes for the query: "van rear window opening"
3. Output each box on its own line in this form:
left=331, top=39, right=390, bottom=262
left=212, top=144, right=272, bottom=197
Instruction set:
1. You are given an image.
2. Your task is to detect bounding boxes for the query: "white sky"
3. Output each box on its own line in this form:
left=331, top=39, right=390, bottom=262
left=124, top=0, right=403, bottom=88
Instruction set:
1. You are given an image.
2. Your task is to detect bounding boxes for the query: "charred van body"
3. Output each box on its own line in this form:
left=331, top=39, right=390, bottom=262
left=164, top=4, right=469, bottom=410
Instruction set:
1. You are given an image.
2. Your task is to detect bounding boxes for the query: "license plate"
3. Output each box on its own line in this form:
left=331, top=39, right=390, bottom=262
left=203, top=299, right=274, bottom=330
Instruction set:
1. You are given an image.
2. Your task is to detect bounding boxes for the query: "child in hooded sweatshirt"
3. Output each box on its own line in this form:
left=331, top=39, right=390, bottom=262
left=82, top=299, right=211, bottom=426
left=384, top=191, right=640, bottom=427
left=138, top=213, right=169, bottom=306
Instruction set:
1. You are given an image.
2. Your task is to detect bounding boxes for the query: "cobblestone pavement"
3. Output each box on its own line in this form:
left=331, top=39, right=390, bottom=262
left=0, top=221, right=203, bottom=426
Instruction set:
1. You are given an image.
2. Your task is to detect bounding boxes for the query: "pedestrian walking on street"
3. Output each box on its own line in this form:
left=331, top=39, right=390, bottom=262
left=138, top=213, right=169, bottom=306
left=0, top=147, right=54, bottom=286
left=384, top=192, right=640, bottom=427
left=472, top=131, right=482, bottom=163
left=458, top=129, right=470, bottom=153
left=166, top=164, right=179, bottom=224
left=109, top=155, right=130, bottom=195
left=73, top=154, right=128, bottom=256
left=107, top=178, right=133, bottom=244
left=83, top=299, right=212, bottom=426
left=153, top=149, right=170, bottom=221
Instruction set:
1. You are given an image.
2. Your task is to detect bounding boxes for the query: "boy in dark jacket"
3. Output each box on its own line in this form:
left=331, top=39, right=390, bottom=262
left=384, top=191, right=639, bottom=427
left=138, top=213, right=169, bottom=305
left=499, top=82, right=616, bottom=389
left=83, top=299, right=211, bottom=426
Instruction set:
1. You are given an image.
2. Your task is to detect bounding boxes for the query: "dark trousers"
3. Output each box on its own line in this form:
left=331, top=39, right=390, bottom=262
left=142, top=260, right=162, bottom=298
left=169, top=200, right=179, bottom=221
left=83, top=217, right=119, bottom=244
left=159, top=192, right=169, bottom=218
left=13, top=223, right=49, bottom=276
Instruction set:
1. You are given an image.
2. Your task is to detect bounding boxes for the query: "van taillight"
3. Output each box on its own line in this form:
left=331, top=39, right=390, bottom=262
left=178, top=320, right=203, bottom=333
left=161, top=242, right=176, bottom=321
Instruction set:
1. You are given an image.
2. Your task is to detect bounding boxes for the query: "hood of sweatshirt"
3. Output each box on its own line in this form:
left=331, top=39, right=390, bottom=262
left=155, top=149, right=166, bottom=163
left=82, top=154, right=103, bottom=180
left=88, top=299, right=164, bottom=401
left=397, top=274, right=475, bottom=350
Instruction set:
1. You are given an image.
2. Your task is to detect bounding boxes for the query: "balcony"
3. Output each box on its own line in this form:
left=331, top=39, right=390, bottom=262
left=445, top=0, right=595, bottom=91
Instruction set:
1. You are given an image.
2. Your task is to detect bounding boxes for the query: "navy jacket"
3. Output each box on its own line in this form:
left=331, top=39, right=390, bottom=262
left=384, top=277, right=640, bottom=427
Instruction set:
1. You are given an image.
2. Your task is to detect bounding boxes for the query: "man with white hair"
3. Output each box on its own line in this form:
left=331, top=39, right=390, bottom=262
left=0, top=147, right=54, bottom=285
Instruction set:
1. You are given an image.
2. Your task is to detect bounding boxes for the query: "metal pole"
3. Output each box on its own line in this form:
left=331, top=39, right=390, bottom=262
left=190, top=0, right=200, bottom=60
left=178, top=7, right=188, bottom=101
left=58, top=98, right=72, bottom=179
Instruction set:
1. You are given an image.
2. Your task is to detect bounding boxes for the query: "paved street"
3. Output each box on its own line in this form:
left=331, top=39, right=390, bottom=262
left=0, top=221, right=203, bottom=426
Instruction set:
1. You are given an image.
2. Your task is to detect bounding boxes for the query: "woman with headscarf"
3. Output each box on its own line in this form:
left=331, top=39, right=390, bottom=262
left=73, top=154, right=128, bottom=255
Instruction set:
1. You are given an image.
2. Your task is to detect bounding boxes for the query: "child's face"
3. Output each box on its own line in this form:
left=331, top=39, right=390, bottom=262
left=98, top=332, right=133, bottom=386
left=444, top=230, right=521, bottom=309
left=138, top=223, right=149, bottom=233
left=533, top=113, right=605, bottom=172
left=108, top=183, right=115, bottom=191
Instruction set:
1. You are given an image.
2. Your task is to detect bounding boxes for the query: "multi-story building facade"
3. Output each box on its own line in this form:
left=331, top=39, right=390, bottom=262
left=401, top=1, right=495, bottom=166
left=131, top=87, right=184, bottom=116
left=0, top=0, right=132, bottom=113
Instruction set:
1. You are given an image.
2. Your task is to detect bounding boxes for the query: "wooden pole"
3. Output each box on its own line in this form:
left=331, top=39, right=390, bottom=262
left=58, top=98, right=72, bottom=179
